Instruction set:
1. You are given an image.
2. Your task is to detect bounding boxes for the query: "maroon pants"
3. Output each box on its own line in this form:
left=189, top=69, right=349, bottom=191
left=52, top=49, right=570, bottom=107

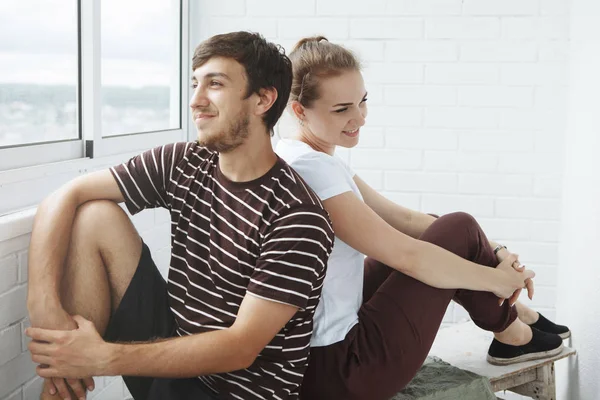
left=300, top=212, right=518, bottom=400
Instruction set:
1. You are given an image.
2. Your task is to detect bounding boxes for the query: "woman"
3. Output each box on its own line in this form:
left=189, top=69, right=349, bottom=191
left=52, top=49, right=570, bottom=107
left=275, top=36, right=570, bottom=400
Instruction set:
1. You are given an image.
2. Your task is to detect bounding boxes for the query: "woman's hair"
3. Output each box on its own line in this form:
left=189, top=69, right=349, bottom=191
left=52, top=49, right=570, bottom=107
left=288, top=36, right=361, bottom=108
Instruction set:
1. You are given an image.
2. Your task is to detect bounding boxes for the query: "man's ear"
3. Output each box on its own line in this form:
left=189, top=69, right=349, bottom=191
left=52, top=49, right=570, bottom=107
left=290, top=101, right=305, bottom=121
left=254, top=87, right=278, bottom=118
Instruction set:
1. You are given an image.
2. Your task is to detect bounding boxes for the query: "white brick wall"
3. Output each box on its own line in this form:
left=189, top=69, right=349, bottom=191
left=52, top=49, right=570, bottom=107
left=1, top=0, right=570, bottom=398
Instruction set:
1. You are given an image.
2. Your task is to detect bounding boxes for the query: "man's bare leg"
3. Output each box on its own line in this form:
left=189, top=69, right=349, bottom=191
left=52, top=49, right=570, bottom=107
left=39, top=200, right=142, bottom=399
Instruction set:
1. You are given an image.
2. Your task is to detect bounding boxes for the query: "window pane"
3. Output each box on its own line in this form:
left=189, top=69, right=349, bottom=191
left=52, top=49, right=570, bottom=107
left=101, top=0, right=181, bottom=137
left=0, top=0, right=79, bottom=147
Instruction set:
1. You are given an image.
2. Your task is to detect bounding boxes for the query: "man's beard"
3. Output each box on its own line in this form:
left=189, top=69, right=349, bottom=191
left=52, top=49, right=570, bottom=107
left=198, top=111, right=250, bottom=153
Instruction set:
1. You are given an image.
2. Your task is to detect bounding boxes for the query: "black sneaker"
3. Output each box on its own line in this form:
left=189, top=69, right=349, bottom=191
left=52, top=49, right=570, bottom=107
left=487, top=327, right=564, bottom=365
left=529, top=313, right=571, bottom=340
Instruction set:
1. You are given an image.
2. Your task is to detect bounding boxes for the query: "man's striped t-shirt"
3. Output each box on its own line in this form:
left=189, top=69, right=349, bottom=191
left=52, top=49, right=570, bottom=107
left=110, top=142, right=334, bottom=400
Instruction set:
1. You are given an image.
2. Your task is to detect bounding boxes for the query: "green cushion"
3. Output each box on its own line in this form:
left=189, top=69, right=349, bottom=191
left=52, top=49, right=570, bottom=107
left=391, top=357, right=496, bottom=400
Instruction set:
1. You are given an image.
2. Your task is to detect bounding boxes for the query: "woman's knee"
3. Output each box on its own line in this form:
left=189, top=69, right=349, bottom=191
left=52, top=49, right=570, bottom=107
left=440, top=211, right=478, bottom=229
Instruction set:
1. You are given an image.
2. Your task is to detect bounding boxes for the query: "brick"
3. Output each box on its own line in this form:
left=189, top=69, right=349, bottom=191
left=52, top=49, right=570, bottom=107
left=196, top=0, right=245, bottom=16
left=534, top=175, right=563, bottom=198
left=0, top=353, right=37, bottom=398
left=340, top=41, right=385, bottom=62
left=459, top=131, right=535, bottom=152
left=350, top=18, right=423, bottom=39
left=477, top=218, right=532, bottom=241
left=0, top=235, right=30, bottom=259
left=497, top=154, right=562, bottom=174
left=541, top=0, right=569, bottom=15
left=367, top=106, right=423, bottom=127
left=386, top=0, right=462, bottom=15
left=459, top=174, right=533, bottom=196
left=22, top=376, right=43, bottom=400
left=0, top=285, right=27, bottom=329
left=501, top=63, right=566, bottom=86
left=0, top=324, right=21, bottom=366
left=154, top=208, right=171, bottom=225
left=504, top=242, right=559, bottom=265
left=495, top=198, right=561, bottom=220
left=130, top=210, right=160, bottom=234
left=462, top=0, right=539, bottom=16
left=2, top=389, right=21, bottom=400
left=364, top=85, right=384, bottom=106
left=498, top=109, right=543, bottom=130
left=531, top=221, right=561, bottom=242
left=384, top=172, right=458, bottom=193
left=426, top=17, right=501, bottom=39
left=17, top=251, right=28, bottom=284
left=278, top=18, right=349, bottom=40
left=247, top=0, right=315, bottom=16
left=363, top=63, right=423, bottom=84
left=386, top=129, right=458, bottom=150
left=384, top=86, right=457, bottom=106
left=458, top=86, right=533, bottom=108
left=90, top=377, right=125, bottom=400
left=538, top=41, right=569, bottom=62
left=502, top=17, right=568, bottom=40
left=425, top=108, right=498, bottom=129
left=426, top=64, right=499, bottom=85
left=317, top=0, right=386, bottom=16
left=421, top=194, right=495, bottom=217
left=20, top=318, right=30, bottom=353
left=350, top=149, right=422, bottom=170
left=379, top=192, right=421, bottom=210
left=386, top=41, right=458, bottom=62
left=205, top=18, right=278, bottom=38
left=353, top=170, right=384, bottom=190
left=142, top=224, right=171, bottom=253
left=460, top=41, right=537, bottom=62
left=526, top=286, right=556, bottom=308
left=352, top=127, right=384, bottom=148
left=423, top=151, right=498, bottom=173
left=535, top=86, right=568, bottom=110
left=0, top=255, right=18, bottom=294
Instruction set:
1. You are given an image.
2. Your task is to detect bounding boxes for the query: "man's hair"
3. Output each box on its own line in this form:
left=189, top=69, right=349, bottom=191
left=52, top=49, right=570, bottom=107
left=192, top=31, right=292, bottom=135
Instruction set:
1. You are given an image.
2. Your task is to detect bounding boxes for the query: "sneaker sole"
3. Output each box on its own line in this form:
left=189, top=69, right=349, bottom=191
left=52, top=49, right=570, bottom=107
left=559, top=331, right=571, bottom=340
left=486, top=342, right=564, bottom=366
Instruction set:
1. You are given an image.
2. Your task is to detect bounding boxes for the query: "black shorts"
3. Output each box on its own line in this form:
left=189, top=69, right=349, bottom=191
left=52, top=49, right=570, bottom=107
left=104, top=242, right=218, bottom=400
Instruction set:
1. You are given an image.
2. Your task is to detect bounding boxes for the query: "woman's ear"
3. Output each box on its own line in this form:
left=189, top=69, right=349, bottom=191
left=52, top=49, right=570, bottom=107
left=290, top=101, right=305, bottom=121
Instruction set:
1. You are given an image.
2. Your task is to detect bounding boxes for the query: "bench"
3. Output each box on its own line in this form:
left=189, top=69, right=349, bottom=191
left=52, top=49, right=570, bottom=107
left=423, top=320, right=576, bottom=400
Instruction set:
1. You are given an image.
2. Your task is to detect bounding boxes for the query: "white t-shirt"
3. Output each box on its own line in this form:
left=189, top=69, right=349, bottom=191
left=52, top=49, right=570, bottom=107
left=276, top=139, right=365, bottom=347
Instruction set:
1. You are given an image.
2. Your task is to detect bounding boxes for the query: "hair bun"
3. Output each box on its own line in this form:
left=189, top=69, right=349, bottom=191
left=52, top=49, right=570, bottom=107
left=292, top=36, right=329, bottom=52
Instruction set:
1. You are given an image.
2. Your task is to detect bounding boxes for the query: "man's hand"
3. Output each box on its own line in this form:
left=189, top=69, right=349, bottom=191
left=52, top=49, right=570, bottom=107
left=26, top=315, right=113, bottom=381
left=28, top=307, right=95, bottom=399
left=494, top=254, right=536, bottom=307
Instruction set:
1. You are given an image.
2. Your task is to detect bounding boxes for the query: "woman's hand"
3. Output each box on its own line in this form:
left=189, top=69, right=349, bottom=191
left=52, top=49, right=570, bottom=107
left=494, top=254, right=536, bottom=306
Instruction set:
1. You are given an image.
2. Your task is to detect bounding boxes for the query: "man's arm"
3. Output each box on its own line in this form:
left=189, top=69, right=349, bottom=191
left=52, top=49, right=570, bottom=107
left=27, top=290, right=299, bottom=379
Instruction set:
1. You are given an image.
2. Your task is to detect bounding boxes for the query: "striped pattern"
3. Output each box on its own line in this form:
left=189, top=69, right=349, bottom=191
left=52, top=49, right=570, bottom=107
left=110, top=142, right=334, bottom=399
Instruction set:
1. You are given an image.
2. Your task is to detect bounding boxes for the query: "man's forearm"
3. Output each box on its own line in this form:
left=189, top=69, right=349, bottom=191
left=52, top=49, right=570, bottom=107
left=105, top=328, right=254, bottom=378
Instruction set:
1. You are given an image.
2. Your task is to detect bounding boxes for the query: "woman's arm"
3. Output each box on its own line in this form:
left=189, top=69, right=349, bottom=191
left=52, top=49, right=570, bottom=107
left=323, top=191, right=532, bottom=299
left=354, top=175, right=509, bottom=255
left=353, top=174, right=436, bottom=238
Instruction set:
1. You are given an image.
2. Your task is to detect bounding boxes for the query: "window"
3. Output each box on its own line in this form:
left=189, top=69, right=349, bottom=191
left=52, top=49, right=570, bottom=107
left=0, top=0, right=79, bottom=148
left=0, top=0, right=188, bottom=171
left=101, top=0, right=181, bottom=137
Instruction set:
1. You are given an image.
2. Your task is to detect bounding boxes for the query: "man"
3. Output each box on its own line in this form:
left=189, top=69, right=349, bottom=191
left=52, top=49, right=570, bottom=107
left=26, top=31, right=334, bottom=400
